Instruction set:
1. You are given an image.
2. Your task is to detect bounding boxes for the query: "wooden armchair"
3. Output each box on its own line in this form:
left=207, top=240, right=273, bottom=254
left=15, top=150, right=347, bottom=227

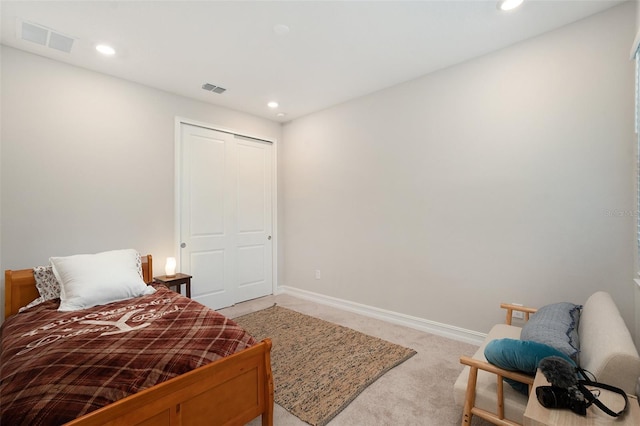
left=455, top=293, right=640, bottom=426
left=455, top=303, right=537, bottom=426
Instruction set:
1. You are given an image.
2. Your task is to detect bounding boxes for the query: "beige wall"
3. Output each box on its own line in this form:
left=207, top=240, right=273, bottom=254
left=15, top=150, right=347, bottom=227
left=282, top=3, right=637, bottom=336
left=0, top=46, right=282, bottom=319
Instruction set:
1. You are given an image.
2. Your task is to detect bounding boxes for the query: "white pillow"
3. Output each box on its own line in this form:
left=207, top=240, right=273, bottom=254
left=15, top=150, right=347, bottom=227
left=50, top=248, right=155, bottom=312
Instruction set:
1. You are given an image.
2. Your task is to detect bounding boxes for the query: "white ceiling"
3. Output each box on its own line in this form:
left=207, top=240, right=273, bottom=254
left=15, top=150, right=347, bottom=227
left=0, top=0, right=626, bottom=122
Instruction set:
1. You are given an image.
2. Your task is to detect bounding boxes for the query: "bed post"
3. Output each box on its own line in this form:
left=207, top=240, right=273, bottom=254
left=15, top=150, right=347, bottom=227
left=5, top=270, right=13, bottom=320
left=142, top=254, right=153, bottom=283
left=263, top=338, right=274, bottom=426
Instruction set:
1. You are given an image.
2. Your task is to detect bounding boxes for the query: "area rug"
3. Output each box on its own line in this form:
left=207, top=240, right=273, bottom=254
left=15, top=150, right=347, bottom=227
left=233, top=305, right=417, bottom=426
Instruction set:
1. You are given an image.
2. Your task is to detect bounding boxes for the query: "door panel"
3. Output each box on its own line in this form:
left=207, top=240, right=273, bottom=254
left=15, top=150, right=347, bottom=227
left=237, top=142, right=267, bottom=232
left=189, top=136, right=226, bottom=236
left=237, top=245, right=264, bottom=285
left=189, top=250, right=226, bottom=296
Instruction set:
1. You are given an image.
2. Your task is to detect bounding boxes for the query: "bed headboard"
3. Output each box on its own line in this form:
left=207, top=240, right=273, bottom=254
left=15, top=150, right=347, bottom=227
left=4, top=254, right=153, bottom=320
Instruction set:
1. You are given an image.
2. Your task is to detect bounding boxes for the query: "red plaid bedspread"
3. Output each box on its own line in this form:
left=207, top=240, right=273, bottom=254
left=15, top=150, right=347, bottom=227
left=0, top=285, right=256, bottom=425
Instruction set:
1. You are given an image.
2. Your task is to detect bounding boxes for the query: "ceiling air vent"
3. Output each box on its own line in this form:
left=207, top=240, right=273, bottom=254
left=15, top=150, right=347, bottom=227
left=19, top=19, right=75, bottom=53
left=202, top=83, right=226, bottom=94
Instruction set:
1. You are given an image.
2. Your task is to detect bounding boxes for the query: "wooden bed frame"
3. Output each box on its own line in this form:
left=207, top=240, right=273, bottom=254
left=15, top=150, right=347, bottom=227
left=4, top=254, right=274, bottom=426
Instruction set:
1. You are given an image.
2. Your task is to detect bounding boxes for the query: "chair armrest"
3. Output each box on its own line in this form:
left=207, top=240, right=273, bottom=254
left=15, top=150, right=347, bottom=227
left=460, top=356, right=535, bottom=387
left=500, top=303, right=537, bottom=325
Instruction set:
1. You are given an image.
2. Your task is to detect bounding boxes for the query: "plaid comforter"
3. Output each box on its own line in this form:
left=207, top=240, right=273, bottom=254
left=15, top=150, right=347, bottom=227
left=0, top=285, right=256, bottom=425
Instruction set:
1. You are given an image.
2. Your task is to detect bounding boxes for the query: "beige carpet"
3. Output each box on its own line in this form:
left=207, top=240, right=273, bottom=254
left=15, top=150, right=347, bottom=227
left=234, top=305, right=417, bottom=426
left=222, top=293, right=488, bottom=425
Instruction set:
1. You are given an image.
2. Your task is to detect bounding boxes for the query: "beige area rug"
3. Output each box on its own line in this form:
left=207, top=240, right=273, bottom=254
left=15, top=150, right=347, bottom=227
left=233, top=305, right=417, bottom=426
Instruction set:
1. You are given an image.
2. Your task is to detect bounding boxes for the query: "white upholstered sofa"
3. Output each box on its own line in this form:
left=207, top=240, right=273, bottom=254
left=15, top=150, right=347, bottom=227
left=453, top=291, right=640, bottom=425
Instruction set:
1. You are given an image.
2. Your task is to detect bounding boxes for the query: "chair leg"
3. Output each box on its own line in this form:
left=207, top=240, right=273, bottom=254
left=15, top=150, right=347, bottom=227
left=462, top=366, right=478, bottom=426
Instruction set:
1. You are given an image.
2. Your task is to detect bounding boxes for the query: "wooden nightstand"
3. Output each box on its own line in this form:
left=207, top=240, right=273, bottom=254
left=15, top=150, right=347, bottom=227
left=154, top=273, right=192, bottom=298
left=524, top=370, right=639, bottom=426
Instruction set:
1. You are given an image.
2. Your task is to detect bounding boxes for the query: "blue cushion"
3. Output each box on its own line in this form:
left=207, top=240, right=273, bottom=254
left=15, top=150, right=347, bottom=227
left=484, top=338, right=576, bottom=394
left=520, top=302, right=581, bottom=362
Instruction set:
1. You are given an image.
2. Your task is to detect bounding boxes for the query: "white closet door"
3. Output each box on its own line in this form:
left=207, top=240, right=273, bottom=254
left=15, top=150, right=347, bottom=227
left=179, top=123, right=273, bottom=310
left=235, top=136, right=273, bottom=303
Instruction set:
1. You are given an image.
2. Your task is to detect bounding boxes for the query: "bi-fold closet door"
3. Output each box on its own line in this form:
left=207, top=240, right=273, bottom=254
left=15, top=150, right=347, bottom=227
left=178, top=122, right=273, bottom=310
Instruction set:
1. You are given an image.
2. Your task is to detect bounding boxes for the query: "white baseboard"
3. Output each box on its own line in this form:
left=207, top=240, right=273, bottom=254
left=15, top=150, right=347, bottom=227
left=277, top=286, right=486, bottom=346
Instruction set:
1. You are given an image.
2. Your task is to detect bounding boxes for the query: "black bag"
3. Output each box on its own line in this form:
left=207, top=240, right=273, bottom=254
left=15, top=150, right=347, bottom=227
left=536, top=356, right=629, bottom=417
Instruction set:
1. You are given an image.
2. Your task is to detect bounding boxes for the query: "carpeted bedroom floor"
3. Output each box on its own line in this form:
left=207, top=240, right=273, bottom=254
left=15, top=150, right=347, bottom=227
left=219, top=293, right=493, bottom=426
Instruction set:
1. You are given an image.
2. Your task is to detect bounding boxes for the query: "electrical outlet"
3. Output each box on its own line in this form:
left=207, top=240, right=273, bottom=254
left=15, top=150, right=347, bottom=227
left=315, top=269, right=321, bottom=279
left=512, top=303, right=524, bottom=320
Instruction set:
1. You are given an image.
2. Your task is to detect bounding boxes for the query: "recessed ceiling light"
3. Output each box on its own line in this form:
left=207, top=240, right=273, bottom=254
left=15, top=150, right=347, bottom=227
left=96, top=44, right=116, bottom=56
left=276, top=112, right=286, bottom=118
left=267, top=101, right=279, bottom=108
left=497, top=0, right=524, bottom=11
